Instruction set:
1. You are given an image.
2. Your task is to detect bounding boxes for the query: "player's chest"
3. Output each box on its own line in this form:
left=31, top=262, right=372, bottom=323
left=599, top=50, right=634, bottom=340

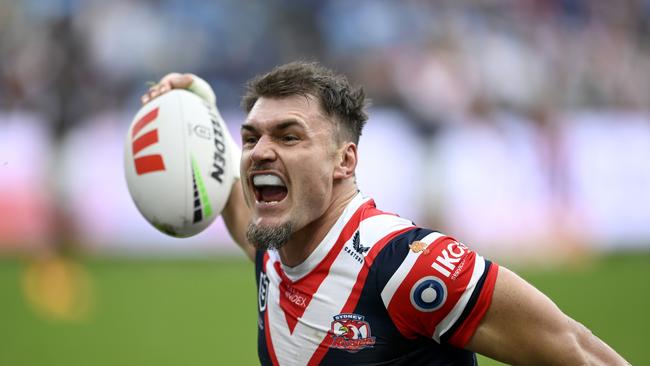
left=257, top=252, right=378, bottom=365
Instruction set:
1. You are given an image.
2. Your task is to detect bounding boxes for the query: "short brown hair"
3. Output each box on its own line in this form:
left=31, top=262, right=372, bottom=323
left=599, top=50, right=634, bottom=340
left=242, top=61, right=368, bottom=144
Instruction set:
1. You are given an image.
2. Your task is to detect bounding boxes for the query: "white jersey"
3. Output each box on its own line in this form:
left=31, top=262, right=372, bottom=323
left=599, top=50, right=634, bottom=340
left=255, top=194, right=498, bottom=365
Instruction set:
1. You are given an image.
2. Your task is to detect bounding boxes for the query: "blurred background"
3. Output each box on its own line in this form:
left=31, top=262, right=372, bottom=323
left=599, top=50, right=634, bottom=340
left=0, top=0, right=648, bottom=365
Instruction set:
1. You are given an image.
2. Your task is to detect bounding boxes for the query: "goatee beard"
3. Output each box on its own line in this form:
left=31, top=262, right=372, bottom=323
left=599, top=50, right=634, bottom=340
left=246, top=221, right=293, bottom=250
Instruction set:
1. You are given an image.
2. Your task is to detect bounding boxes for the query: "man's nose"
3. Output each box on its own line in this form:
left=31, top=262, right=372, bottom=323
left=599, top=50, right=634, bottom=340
left=250, top=136, right=277, bottom=163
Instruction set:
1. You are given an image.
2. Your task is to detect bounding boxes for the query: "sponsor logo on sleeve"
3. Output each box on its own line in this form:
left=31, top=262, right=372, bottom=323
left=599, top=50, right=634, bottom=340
left=410, top=276, right=447, bottom=312
left=431, top=241, right=469, bottom=280
left=329, top=313, right=376, bottom=353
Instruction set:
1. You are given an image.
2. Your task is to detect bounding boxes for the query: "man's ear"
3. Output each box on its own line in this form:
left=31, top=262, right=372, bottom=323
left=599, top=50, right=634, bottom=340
left=333, top=142, right=358, bottom=180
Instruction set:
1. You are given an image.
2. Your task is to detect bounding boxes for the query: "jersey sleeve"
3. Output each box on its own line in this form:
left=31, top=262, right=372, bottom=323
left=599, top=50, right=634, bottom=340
left=379, top=231, right=499, bottom=348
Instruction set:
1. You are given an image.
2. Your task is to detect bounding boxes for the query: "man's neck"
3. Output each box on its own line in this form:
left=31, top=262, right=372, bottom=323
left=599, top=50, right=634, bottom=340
left=277, top=185, right=358, bottom=268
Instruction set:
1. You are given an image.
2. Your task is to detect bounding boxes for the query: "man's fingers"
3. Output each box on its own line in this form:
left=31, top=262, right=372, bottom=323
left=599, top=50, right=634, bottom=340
left=141, top=85, right=161, bottom=104
left=160, top=73, right=193, bottom=89
left=141, top=73, right=193, bottom=105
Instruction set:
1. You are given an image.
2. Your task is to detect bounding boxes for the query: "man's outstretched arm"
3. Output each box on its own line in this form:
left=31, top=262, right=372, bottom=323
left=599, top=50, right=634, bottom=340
left=466, top=267, right=630, bottom=365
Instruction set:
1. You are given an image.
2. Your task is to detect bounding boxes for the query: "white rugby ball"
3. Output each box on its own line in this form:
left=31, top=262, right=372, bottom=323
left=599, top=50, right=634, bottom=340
left=124, top=89, right=235, bottom=237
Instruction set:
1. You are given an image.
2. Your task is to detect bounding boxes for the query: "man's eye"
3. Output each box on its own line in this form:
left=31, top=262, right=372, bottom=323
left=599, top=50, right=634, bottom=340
left=282, top=135, right=299, bottom=142
left=243, top=136, right=258, bottom=145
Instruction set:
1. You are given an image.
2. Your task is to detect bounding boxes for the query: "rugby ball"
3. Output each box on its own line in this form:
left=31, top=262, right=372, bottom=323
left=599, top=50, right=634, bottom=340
left=124, top=89, right=235, bottom=237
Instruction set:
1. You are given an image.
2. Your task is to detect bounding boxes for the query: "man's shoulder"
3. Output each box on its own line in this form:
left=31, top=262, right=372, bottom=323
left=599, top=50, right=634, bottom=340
left=365, top=226, right=440, bottom=279
left=353, top=201, right=418, bottom=263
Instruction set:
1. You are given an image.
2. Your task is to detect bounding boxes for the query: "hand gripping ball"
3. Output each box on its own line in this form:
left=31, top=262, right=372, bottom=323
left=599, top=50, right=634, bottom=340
left=124, top=89, right=237, bottom=237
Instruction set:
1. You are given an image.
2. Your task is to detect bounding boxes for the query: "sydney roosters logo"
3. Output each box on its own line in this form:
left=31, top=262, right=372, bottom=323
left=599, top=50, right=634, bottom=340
left=131, top=107, right=166, bottom=175
left=329, top=313, right=376, bottom=353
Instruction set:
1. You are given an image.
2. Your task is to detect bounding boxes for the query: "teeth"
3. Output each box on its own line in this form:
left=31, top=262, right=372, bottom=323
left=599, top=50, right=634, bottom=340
left=253, top=174, right=285, bottom=187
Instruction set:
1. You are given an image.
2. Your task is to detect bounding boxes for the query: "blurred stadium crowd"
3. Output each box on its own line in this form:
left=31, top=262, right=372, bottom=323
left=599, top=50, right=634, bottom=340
left=1, top=0, right=650, bottom=257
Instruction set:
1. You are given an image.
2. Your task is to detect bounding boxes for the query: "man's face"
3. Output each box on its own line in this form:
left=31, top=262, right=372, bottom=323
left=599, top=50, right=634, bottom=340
left=240, top=95, right=339, bottom=248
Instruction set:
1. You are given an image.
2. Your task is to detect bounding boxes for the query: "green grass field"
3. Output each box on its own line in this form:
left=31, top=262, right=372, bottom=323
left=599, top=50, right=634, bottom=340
left=0, top=252, right=647, bottom=365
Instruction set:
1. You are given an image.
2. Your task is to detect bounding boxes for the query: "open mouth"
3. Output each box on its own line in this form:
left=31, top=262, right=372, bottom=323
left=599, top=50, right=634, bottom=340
left=252, top=174, right=288, bottom=203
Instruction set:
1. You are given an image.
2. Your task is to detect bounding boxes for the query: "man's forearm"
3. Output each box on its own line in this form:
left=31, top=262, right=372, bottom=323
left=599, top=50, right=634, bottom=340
left=221, top=181, right=255, bottom=261
left=573, top=320, right=630, bottom=366
left=466, top=268, right=630, bottom=365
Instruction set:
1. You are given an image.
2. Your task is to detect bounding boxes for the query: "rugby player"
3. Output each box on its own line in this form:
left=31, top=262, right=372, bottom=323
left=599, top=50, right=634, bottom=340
left=142, top=62, right=630, bottom=365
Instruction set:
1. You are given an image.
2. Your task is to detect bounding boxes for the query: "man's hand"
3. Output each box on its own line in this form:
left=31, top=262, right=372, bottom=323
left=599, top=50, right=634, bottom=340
left=141, top=73, right=193, bottom=104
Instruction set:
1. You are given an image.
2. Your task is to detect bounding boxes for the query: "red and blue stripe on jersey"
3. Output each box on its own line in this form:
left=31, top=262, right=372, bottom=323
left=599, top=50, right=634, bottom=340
left=255, top=195, right=498, bottom=365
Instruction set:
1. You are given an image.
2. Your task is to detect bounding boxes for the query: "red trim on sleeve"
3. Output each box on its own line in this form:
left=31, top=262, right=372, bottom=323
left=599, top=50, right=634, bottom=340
left=448, top=263, right=499, bottom=348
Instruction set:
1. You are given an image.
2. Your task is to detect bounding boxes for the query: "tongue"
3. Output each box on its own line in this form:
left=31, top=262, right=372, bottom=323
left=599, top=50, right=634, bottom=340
left=259, top=186, right=287, bottom=202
